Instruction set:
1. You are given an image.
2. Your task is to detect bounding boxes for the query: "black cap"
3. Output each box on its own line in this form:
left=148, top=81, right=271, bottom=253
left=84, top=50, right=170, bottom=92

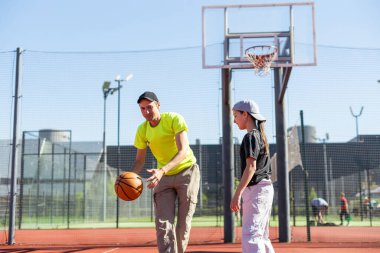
left=137, top=91, right=159, bottom=103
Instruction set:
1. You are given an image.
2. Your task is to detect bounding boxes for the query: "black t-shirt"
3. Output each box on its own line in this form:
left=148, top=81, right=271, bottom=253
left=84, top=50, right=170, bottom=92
left=240, top=129, right=271, bottom=186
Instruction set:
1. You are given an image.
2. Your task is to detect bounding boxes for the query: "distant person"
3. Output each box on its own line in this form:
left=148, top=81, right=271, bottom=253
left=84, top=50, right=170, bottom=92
left=339, top=192, right=350, bottom=226
left=311, top=197, right=328, bottom=224
left=363, top=197, right=369, bottom=218
left=230, top=99, right=275, bottom=253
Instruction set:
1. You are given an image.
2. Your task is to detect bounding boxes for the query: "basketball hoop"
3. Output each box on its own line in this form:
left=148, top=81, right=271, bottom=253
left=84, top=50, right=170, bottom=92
left=245, top=45, right=278, bottom=77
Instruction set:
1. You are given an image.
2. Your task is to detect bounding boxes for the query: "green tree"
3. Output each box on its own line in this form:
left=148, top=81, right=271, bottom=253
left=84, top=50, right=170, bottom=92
left=309, top=187, right=317, bottom=200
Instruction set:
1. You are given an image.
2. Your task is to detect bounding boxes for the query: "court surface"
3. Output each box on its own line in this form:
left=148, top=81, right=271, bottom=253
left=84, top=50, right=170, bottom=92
left=1, top=242, right=380, bottom=253
left=1, top=226, right=380, bottom=252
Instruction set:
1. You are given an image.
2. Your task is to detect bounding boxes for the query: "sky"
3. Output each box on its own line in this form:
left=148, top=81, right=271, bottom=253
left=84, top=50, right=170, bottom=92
left=1, top=0, right=379, bottom=51
left=1, top=0, right=380, bottom=145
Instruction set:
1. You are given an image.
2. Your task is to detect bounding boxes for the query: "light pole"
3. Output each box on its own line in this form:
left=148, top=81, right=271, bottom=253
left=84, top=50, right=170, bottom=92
left=322, top=134, right=329, bottom=205
left=101, top=81, right=118, bottom=221
left=314, top=133, right=330, bottom=205
left=114, top=73, right=133, bottom=228
left=350, top=106, right=363, bottom=142
left=350, top=106, right=364, bottom=220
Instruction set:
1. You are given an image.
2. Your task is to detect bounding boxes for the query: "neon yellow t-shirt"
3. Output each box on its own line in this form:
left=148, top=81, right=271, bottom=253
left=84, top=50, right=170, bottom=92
left=134, top=112, right=196, bottom=175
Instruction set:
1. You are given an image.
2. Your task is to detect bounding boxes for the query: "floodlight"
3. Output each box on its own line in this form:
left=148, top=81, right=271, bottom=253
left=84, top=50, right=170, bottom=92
left=115, top=75, right=121, bottom=81
left=102, top=81, right=111, bottom=92
left=126, top=73, right=133, bottom=81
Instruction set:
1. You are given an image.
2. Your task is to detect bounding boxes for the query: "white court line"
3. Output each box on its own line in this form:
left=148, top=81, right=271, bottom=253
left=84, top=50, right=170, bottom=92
left=102, top=248, right=119, bottom=253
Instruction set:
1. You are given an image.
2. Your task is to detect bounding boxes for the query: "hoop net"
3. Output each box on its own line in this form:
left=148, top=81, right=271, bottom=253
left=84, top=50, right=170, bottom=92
left=245, top=45, right=278, bottom=77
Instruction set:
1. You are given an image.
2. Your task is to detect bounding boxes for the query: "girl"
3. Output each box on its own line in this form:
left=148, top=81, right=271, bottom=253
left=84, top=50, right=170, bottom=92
left=231, top=99, right=275, bottom=253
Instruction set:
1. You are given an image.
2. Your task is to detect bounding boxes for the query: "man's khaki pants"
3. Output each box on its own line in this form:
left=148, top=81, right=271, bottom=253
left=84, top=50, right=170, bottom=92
left=153, top=164, right=200, bottom=253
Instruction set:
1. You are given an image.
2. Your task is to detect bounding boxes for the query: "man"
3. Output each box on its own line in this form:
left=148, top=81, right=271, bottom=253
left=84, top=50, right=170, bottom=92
left=311, top=197, right=328, bottom=224
left=131, top=91, right=200, bottom=253
left=363, top=197, right=369, bottom=218
left=340, top=192, right=350, bottom=226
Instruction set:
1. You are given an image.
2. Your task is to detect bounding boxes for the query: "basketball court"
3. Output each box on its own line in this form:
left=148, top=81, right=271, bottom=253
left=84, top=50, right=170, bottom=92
left=2, top=1, right=380, bottom=253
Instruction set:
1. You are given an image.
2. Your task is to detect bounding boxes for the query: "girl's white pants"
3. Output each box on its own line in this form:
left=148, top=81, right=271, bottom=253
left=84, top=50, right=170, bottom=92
left=242, top=179, right=275, bottom=253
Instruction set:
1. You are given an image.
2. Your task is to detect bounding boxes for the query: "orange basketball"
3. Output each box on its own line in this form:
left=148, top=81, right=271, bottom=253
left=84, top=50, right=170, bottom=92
left=114, top=171, right=143, bottom=201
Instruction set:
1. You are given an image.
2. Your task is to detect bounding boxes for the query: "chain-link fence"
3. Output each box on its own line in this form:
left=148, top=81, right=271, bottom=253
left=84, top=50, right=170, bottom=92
left=1, top=45, right=380, bottom=243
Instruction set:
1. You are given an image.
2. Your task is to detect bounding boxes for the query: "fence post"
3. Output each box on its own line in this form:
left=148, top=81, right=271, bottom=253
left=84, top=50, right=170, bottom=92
left=8, top=48, right=22, bottom=245
left=300, top=110, right=311, bottom=241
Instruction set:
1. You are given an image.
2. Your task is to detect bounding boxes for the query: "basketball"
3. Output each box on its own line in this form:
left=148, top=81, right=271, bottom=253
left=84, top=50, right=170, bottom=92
left=114, top=171, right=143, bottom=201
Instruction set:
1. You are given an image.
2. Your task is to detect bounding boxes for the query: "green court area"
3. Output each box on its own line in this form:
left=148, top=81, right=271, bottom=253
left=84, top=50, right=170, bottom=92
left=10, top=214, right=380, bottom=230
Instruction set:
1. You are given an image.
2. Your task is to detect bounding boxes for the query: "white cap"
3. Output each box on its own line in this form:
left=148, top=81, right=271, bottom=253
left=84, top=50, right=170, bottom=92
left=233, top=100, right=266, bottom=121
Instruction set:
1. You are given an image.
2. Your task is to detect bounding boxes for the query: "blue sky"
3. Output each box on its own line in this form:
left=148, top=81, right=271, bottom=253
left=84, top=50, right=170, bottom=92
left=1, top=0, right=379, bottom=145
left=1, top=0, right=379, bottom=51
